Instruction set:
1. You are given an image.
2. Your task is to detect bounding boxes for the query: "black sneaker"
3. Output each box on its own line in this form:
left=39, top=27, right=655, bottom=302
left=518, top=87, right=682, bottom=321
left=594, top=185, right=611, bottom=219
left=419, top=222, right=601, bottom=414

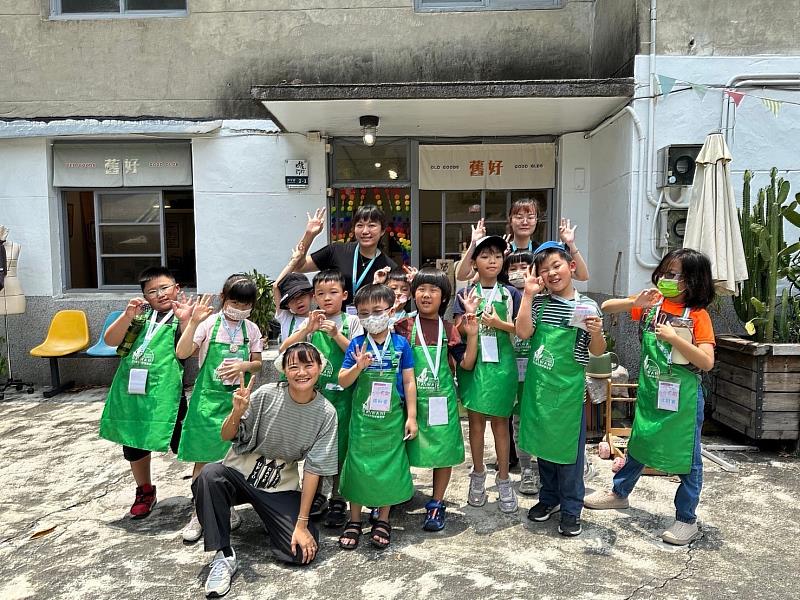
left=527, top=502, right=560, bottom=522
left=558, top=514, right=582, bottom=537
left=310, top=493, right=328, bottom=519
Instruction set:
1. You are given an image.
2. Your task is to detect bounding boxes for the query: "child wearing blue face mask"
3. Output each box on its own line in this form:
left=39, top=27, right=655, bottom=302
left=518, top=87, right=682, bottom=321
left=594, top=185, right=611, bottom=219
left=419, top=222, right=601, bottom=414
left=337, top=284, right=418, bottom=551
left=585, top=248, right=716, bottom=547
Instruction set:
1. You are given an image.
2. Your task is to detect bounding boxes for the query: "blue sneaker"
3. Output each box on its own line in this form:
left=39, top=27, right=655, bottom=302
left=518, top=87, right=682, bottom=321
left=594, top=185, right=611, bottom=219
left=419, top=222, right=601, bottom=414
left=422, top=500, right=446, bottom=531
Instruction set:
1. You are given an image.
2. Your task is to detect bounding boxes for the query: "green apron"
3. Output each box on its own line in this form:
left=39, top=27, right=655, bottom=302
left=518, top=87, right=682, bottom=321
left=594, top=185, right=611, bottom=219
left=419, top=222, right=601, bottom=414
left=311, top=315, right=352, bottom=467
left=177, top=314, right=251, bottom=463
left=627, top=306, right=698, bottom=474
left=100, top=312, right=184, bottom=452
left=518, top=298, right=586, bottom=464
left=513, top=334, right=532, bottom=416
left=457, top=283, right=517, bottom=417
left=406, top=318, right=465, bottom=468
left=339, top=336, right=414, bottom=507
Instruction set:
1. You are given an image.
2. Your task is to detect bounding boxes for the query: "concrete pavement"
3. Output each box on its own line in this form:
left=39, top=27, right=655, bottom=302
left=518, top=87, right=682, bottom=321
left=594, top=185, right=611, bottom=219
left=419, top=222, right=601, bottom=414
left=1, top=388, right=798, bottom=600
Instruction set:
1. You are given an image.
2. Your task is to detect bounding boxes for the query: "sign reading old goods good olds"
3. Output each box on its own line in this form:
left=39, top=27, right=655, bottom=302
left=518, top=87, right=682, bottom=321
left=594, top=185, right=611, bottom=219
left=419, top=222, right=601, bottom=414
left=419, top=143, right=555, bottom=190
left=53, top=143, right=193, bottom=187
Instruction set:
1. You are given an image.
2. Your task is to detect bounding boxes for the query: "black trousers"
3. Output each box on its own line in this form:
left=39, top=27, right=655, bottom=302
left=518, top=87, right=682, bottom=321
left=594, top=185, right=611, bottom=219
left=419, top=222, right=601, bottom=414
left=192, top=463, right=319, bottom=565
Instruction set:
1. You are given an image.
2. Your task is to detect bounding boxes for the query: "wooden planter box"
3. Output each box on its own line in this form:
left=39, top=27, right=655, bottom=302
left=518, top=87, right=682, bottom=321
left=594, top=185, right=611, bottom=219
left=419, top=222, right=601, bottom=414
left=711, top=335, right=800, bottom=441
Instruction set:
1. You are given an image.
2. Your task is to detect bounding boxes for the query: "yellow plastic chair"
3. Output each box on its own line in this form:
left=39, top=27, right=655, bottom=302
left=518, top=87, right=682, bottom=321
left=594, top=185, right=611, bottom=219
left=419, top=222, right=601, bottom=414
left=30, top=310, right=90, bottom=398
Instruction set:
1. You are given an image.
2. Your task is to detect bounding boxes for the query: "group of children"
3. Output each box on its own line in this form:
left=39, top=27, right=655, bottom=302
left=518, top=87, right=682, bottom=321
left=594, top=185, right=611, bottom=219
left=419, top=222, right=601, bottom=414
left=99, top=200, right=718, bottom=565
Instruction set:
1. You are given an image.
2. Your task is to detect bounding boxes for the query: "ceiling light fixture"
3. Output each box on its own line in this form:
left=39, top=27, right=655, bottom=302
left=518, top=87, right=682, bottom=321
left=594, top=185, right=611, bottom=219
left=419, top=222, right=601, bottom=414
left=360, top=115, right=379, bottom=147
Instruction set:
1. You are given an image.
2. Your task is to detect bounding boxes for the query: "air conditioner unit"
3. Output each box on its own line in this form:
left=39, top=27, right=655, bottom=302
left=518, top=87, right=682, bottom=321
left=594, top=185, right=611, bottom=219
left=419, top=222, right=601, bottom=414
left=656, top=144, right=702, bottom=188
left=657, top=208, right=688, bottom=252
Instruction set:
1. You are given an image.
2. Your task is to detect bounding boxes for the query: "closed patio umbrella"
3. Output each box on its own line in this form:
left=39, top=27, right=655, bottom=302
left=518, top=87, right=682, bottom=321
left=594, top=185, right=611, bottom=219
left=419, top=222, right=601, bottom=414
left=683, top=132, right=748, bottom=295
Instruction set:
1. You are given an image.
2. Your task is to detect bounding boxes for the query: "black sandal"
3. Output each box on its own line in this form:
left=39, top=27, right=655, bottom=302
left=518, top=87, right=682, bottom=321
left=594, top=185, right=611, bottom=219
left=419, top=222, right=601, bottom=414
left=370, top=520, right=392, bottom=550
left=338, top=521, right=363, bottom=550
left=325, top=499, right=348, bottom=529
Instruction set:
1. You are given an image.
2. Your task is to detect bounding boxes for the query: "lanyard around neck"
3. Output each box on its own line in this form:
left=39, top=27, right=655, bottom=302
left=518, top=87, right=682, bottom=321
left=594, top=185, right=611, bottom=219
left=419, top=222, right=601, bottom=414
left=414, top=315, right=443, bottom=378
left=133, top=309, right=173, bottom=359
left=352, top=246, right=380, bottom=292
left=477, top=282, right=500, bottom=309
left=511, top=240, right=533, bottom=252
left=219, top=313, right=242, bottom=343
left=366, top=333, right=392, bottom=367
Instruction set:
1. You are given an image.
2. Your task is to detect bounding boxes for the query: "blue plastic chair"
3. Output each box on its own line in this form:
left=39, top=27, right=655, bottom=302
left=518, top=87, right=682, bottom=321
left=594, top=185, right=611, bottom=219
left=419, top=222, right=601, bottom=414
left=86, top=310, right=123, bottom=357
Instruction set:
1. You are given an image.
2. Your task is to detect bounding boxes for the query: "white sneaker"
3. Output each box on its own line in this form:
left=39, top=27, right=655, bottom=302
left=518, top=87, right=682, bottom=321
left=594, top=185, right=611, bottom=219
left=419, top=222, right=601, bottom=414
left=661, top=520, right=700, bottom=546
left=205, top=548, right=237, bottom=598
left=467, top=467, right=488, bottom=507
left=182, top=514, right=203, bottom=543
left=496, top=477, right=519, bottom=513
left=230, top=506, right=241, bottom=531
left=519, top=467, right=540, bottom=496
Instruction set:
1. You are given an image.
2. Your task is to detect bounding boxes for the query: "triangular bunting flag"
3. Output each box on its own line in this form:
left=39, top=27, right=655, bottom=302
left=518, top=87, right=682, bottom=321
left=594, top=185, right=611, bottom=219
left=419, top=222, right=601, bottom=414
left=725, top=89, right=745, bottom=107
left=761, top=98, right=782, bottom=117
left=657, top=75, right=677, bottom=99
left=691, top=83, right=708, bottom=101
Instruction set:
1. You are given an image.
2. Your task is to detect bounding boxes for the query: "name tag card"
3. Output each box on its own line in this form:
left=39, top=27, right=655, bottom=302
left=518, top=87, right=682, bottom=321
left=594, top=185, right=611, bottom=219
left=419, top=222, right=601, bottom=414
left=368, top=381, right=392, bottom=412
left=480, top=335, right=499, bottom=363
left=128, top=368, right=148, bottom=395
left=217, top=358, right=242, bottom=386
left=346, top=306, right=358, bottom=316
left=516, top=357, right=528, bottom=382
left=569, top=304, right=596, bottom=331
left=428, top=396, right=449, bottom=426
left=657, top=378, right=680, bottom=412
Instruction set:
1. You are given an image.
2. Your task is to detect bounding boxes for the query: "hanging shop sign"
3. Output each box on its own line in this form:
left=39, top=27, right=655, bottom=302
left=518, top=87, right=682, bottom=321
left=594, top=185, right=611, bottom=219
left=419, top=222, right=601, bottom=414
left=53, top=142, right=192, bottom=187
left=419, top=143, right=555, bottom=190
left=285, top=159, right=309, bottom=188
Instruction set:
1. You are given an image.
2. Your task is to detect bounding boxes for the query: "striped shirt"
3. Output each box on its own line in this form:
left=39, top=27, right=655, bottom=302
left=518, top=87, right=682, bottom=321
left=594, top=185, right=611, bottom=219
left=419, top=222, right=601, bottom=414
left=529, top=292, right=602, bottom=366
left=228, top=382, right=339, bottom=479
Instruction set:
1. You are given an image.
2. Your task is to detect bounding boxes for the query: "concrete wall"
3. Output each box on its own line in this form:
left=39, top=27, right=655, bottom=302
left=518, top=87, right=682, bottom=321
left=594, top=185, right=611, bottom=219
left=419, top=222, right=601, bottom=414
left=191, top=132, right=328, bottom=292
left=591, top=0, right=638, bottom=77
left=2, top=0, right=600, bottom=120
left=637, top=0, right=800, bottom=56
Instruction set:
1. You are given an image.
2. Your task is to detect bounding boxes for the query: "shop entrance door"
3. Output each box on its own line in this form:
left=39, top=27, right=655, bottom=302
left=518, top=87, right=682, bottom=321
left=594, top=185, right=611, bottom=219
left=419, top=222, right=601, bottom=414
left=419, top=189, right=552, bottom=268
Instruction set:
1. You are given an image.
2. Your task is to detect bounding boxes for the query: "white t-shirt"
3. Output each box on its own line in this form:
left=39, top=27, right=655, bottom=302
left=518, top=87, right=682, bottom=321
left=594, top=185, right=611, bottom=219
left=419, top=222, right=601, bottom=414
left=275, top=309, right=309, bottom=342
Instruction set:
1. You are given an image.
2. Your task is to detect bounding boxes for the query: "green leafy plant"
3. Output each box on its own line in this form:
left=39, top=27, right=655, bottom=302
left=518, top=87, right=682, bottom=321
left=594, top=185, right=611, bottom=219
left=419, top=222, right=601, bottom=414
left=246, top=269, right=276, bottom=340
left=733, top=169, right=800, bottom=343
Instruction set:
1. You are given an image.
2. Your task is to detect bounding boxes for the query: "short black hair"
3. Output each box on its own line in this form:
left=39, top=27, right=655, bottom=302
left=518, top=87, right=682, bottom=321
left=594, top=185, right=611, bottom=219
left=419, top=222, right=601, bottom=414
left=352, top=204, right=386, bottom=230
left=138, top=266, right=175, bottom=292
left=652, top=248, right=715, bottom=309
left=313, top=269, right=347, bottom=290
left=353, top=283, right=395, bottom=310
left=221, top=274, right=257, bottom=305
left=411, top=267, right=452, bottom=317
left=473, top=238, right=508, bottom=259
left=533, top=248, right=573, bottom=273
left=282, top=342, right=323, bottom=370
left=387, top=268, right=409, bottom=285
left=501, top=250, right=534, bottom=284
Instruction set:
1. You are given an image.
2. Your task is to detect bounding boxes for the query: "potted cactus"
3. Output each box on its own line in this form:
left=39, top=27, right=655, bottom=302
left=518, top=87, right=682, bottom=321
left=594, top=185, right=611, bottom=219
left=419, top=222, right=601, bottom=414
left=712, top=169, right=800, bottom=442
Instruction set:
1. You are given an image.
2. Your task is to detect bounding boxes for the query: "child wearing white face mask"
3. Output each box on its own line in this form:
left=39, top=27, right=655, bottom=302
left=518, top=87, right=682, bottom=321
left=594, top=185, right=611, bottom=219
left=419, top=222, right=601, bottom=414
left=175, top=274, right=264, bottom=543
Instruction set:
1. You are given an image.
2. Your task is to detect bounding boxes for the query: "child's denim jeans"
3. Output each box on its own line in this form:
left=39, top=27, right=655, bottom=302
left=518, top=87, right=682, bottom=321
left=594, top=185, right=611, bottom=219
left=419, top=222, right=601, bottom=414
left=612, top=386, right=705, bottom=524
left=537, top=410, right=587, bottom=518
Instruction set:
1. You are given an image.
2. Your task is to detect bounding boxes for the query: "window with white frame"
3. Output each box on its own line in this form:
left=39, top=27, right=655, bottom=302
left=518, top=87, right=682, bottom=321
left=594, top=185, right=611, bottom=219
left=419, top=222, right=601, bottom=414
left=52, top=0, right=187, bottom=18
left=415, top=0, right=561, bottom=11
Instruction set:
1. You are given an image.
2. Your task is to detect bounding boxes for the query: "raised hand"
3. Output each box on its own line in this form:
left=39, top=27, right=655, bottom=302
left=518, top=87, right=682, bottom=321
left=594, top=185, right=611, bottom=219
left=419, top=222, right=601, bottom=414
left=172, top=292, right=197, bottom=322
left=303, top=310, right=326, bottom=334
left=318, top=319, right=338, bottom=336
left=352, top=345, right=374, bottom=371
left=502, top=234, right=513, bottom=256
left=470, top=218, right=486, bottom=245
left=462, top=312, right=479, bottom=337
left=373, top=266, right=391, bottom=285
left=305, top=208, right=326, bottom=237
left=461, top=287, right=482, bottom=315
left=523, top=265, right=545, bottom=296
left=190, top=294, right=215, bottom=325
left=125, top=297, right=148, bottom=319
left=633, top=288, right=662, bottom=308
left=232, top=372, right=256, bottom=416
left=559, top=218, right=577, bottom=246
left=290, top=242, right=306, bottom=266
left=402, top=265, right=418, bottom=283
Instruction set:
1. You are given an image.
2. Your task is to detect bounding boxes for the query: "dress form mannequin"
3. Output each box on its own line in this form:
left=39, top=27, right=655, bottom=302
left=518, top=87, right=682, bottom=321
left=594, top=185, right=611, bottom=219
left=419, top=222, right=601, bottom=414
left=0, top=226, right=26, bottom=315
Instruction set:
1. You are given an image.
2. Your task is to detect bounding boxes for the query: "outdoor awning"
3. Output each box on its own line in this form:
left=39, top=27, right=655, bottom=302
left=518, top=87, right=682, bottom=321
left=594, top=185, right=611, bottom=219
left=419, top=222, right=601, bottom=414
left=251, top=79, right=634, bottom=137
